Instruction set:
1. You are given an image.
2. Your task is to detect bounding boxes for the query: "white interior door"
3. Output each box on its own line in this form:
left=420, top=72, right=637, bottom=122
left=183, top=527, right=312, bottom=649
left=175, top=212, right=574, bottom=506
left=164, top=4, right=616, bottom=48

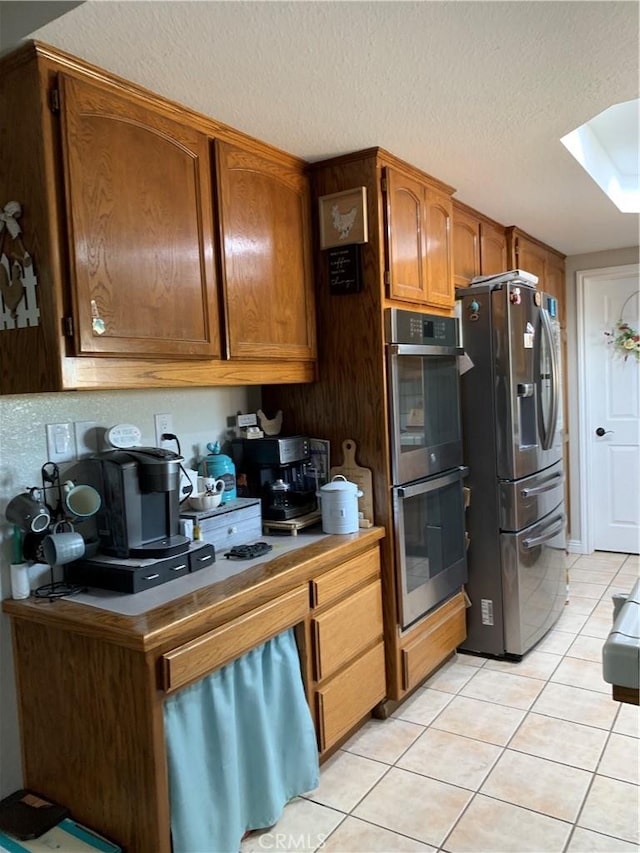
left=581, top=266, right=639, bottom=554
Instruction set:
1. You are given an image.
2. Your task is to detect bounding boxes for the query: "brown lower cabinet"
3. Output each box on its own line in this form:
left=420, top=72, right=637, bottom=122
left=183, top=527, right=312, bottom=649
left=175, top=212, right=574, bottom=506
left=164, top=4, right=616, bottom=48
left=400, top=591, right=467, bottom=690
left=310, top=548, right=386, bottom=752
left=317, top=643, right=386, bottom=752
left=3, top=530, right=385, bottom=852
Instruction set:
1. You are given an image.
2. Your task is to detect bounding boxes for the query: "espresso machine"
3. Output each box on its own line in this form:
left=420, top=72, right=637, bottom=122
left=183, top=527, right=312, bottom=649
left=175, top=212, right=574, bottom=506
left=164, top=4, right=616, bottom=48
left=231, top=436, right=317, bottom=520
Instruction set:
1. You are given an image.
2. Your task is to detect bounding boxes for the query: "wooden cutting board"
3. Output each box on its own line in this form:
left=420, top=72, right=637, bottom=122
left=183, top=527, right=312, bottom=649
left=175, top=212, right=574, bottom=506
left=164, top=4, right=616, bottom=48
left=329, top=439, right=374, bottom=527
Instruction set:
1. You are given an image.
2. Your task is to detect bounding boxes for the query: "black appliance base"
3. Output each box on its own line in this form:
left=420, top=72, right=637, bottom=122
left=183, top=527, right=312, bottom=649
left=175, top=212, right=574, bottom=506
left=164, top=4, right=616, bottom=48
left=128, top=534, right=191, bottom=558
left=66, top=543, right=215, bottom=594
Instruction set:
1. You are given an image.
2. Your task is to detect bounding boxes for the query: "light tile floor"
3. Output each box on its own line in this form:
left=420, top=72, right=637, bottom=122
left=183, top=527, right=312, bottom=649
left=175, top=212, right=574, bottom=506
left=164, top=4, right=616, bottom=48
left=242, top=552, right=639, bottom=853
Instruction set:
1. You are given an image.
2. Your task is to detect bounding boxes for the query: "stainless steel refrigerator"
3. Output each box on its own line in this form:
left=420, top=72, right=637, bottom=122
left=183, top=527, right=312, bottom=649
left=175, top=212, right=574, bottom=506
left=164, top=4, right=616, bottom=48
left=456, top=272, right=567, bottom=658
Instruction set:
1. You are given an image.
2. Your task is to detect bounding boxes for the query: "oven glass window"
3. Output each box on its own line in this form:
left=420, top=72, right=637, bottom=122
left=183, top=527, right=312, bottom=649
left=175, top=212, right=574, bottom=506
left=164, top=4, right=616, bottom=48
left=397, top=355, right=460, bottom=455
left=403, top=479, right=466, bottom=593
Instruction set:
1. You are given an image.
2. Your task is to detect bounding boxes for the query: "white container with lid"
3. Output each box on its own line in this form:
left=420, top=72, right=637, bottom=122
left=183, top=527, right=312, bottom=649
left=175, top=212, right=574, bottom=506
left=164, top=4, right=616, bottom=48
left=318, top=475, right=363, bottom=534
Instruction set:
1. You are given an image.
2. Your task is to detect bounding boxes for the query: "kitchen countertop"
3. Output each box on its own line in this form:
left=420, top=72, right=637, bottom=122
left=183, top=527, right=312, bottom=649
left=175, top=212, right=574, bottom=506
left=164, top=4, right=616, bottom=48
left=70, top=532, right=329, bottom=617
left=3, top=527, right=385, bottom=653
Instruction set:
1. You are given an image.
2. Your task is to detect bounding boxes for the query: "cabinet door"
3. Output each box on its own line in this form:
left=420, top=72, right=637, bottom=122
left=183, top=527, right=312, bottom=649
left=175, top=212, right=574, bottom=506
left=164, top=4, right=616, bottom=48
left=424, top=188, right=454, bottom=308
left=216, top=142, right=316, bottom=361
left=316, top=642, right=386, bottom=752
left=384, top=167, right=429, bottom=303
left=401, top=591, right=466, bottom=691
left=59, top=74, right=221, bottom=359
left=545, top=253, right=566, bottom=325
left=514, top=235, right=547, bottom=285
left=479, top=221, right=507, bottom=276
left=452, top=208, right=480, bottom=287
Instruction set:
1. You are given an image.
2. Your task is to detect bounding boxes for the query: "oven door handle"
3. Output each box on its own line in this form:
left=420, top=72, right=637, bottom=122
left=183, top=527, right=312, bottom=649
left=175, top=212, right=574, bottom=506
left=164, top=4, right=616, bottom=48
left=388, top=343, right=462, bottom=357
left=522, top=514, right=565, bottom=550
left=397, top=466, right=468, bottom=498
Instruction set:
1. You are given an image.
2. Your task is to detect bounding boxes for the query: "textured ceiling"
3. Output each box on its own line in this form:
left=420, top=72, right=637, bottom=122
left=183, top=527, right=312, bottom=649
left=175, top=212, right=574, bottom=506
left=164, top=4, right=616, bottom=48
left=19, top=0, right=640, bottom=256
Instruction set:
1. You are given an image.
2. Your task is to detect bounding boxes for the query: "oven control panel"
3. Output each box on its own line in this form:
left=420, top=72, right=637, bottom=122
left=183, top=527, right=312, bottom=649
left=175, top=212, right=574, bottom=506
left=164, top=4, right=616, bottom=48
left=385, top=308, right=458, bottom=348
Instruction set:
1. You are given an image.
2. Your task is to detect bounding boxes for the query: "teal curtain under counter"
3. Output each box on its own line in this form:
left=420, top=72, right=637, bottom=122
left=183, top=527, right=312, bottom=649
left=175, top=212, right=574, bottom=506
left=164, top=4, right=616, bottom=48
left=164, top=628, right=319, bottom=853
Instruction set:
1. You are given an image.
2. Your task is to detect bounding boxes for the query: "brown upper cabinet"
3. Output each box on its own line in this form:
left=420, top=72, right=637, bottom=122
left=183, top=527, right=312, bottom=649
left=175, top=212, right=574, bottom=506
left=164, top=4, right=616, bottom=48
left=384, top=166, right=454, bottom=309
left=59, top=74, right=221, bottom=360
left=0, top=42, right=316, bottom=394
left=452, top=201, right=507, bottom=288
left=481, top=220, right=509, bottom=279
left=543, top=251, right=567, bottom=324
left=506, top=226, right=566, bottom=325
left=452, top=206, right=480, bottom=287
left=215, top=142, right=316, bottom=362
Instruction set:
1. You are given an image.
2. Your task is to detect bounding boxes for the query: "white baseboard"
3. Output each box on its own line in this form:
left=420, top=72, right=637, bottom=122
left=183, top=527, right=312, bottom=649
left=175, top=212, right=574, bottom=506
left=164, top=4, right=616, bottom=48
left=567, top=539, right=587, bottom=554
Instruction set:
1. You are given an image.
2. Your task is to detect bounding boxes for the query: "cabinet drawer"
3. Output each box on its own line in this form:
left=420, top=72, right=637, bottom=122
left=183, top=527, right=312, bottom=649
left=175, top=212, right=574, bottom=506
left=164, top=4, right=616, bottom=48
left=312, top=581, right=383, bottom=681
left=310, top=547, right=380, bottom=609
left=316, top=641, right=386, bottom=752
left=401, top=592, right=466, bottom=691
left=161, top=585, right=308, bottom=693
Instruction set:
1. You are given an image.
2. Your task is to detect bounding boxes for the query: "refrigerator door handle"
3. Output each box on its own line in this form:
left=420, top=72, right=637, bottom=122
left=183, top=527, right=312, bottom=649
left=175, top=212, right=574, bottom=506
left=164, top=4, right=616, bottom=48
left=538, top=308, right=559, bottom=451
left=521, top=473, right=565, bottom=498
left=522, top=514, right=565, bottom=550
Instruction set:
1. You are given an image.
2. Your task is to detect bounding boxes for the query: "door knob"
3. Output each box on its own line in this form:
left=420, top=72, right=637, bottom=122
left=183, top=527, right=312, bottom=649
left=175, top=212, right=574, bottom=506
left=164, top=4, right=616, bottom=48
left=595, top=427, right=614, bottom=436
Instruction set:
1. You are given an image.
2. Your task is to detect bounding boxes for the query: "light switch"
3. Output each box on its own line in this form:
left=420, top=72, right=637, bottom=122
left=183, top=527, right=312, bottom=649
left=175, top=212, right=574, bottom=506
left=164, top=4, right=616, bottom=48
left=45, top=422, right=76, bottom=463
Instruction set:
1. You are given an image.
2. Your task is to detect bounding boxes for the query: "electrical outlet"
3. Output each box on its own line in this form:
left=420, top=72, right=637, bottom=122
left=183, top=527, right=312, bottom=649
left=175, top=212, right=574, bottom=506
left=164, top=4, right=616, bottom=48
left=74, top=421, right=99, bottom=457
left=46, top=422, right=76, bottom=463
left=154, top=413, right=173, bottom=448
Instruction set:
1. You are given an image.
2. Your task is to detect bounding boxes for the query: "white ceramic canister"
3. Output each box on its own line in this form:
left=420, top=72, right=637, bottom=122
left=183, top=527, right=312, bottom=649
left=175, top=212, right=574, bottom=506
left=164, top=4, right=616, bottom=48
left=318, top=475, right=363, bottom=534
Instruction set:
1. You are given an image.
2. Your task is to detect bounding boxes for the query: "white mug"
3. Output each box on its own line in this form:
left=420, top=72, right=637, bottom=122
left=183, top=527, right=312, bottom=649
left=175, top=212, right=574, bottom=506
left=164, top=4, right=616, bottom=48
left=63, top=481, right=101, bottom=518
left=200, top=477, right=225, bottom=495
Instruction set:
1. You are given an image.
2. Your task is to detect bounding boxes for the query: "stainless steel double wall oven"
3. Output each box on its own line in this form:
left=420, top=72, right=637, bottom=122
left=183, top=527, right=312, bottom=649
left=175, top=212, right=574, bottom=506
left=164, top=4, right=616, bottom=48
left=385, top=309, right=468, bottom=630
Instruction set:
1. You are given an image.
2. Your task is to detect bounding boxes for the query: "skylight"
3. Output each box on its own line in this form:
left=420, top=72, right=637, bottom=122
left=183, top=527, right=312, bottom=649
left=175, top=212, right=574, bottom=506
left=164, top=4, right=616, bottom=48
left=561, top=99, right=639, bottom=213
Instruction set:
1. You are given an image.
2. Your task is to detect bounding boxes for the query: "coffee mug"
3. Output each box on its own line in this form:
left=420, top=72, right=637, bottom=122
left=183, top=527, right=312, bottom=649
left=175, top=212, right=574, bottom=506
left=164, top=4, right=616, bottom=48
left=200, top=477, right=225, bottom=495
left=63, top=481, right=102, bottom=518
left=6, top=491, right=51, bottom=533
left=42, top=530, right=85, bottom=566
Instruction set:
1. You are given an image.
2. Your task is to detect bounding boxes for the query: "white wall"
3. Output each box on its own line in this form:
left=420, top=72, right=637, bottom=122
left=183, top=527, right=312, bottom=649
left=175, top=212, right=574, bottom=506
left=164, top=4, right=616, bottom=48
left=0, top=384, right=260, bottom=797
left=564, top=245, right=640, bottom=550
left=0, top=1, right=83, bottom=54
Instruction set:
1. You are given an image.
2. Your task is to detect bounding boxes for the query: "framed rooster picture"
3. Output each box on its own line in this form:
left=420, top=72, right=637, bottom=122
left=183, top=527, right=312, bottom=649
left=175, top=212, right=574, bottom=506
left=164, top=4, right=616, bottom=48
left=318, top=187, right=368, bottom=250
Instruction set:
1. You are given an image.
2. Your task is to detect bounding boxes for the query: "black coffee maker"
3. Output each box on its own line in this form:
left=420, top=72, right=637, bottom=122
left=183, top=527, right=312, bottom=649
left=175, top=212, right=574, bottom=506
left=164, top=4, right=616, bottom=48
left=231, top=436, right=317, bottom=520
left=73, top=447, right=189, bottom=558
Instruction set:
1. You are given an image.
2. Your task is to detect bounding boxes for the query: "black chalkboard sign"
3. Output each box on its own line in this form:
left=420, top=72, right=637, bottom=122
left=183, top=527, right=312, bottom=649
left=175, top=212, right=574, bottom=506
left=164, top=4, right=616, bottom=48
left=327, top=244, right=362, bottom=295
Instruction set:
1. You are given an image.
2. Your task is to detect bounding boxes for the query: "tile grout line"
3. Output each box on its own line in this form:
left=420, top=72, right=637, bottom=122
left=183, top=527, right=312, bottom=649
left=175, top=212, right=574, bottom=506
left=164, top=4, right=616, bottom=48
left=291, top=551, right=638, bottom=852
left=437, top=636, right=599, bottom=853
